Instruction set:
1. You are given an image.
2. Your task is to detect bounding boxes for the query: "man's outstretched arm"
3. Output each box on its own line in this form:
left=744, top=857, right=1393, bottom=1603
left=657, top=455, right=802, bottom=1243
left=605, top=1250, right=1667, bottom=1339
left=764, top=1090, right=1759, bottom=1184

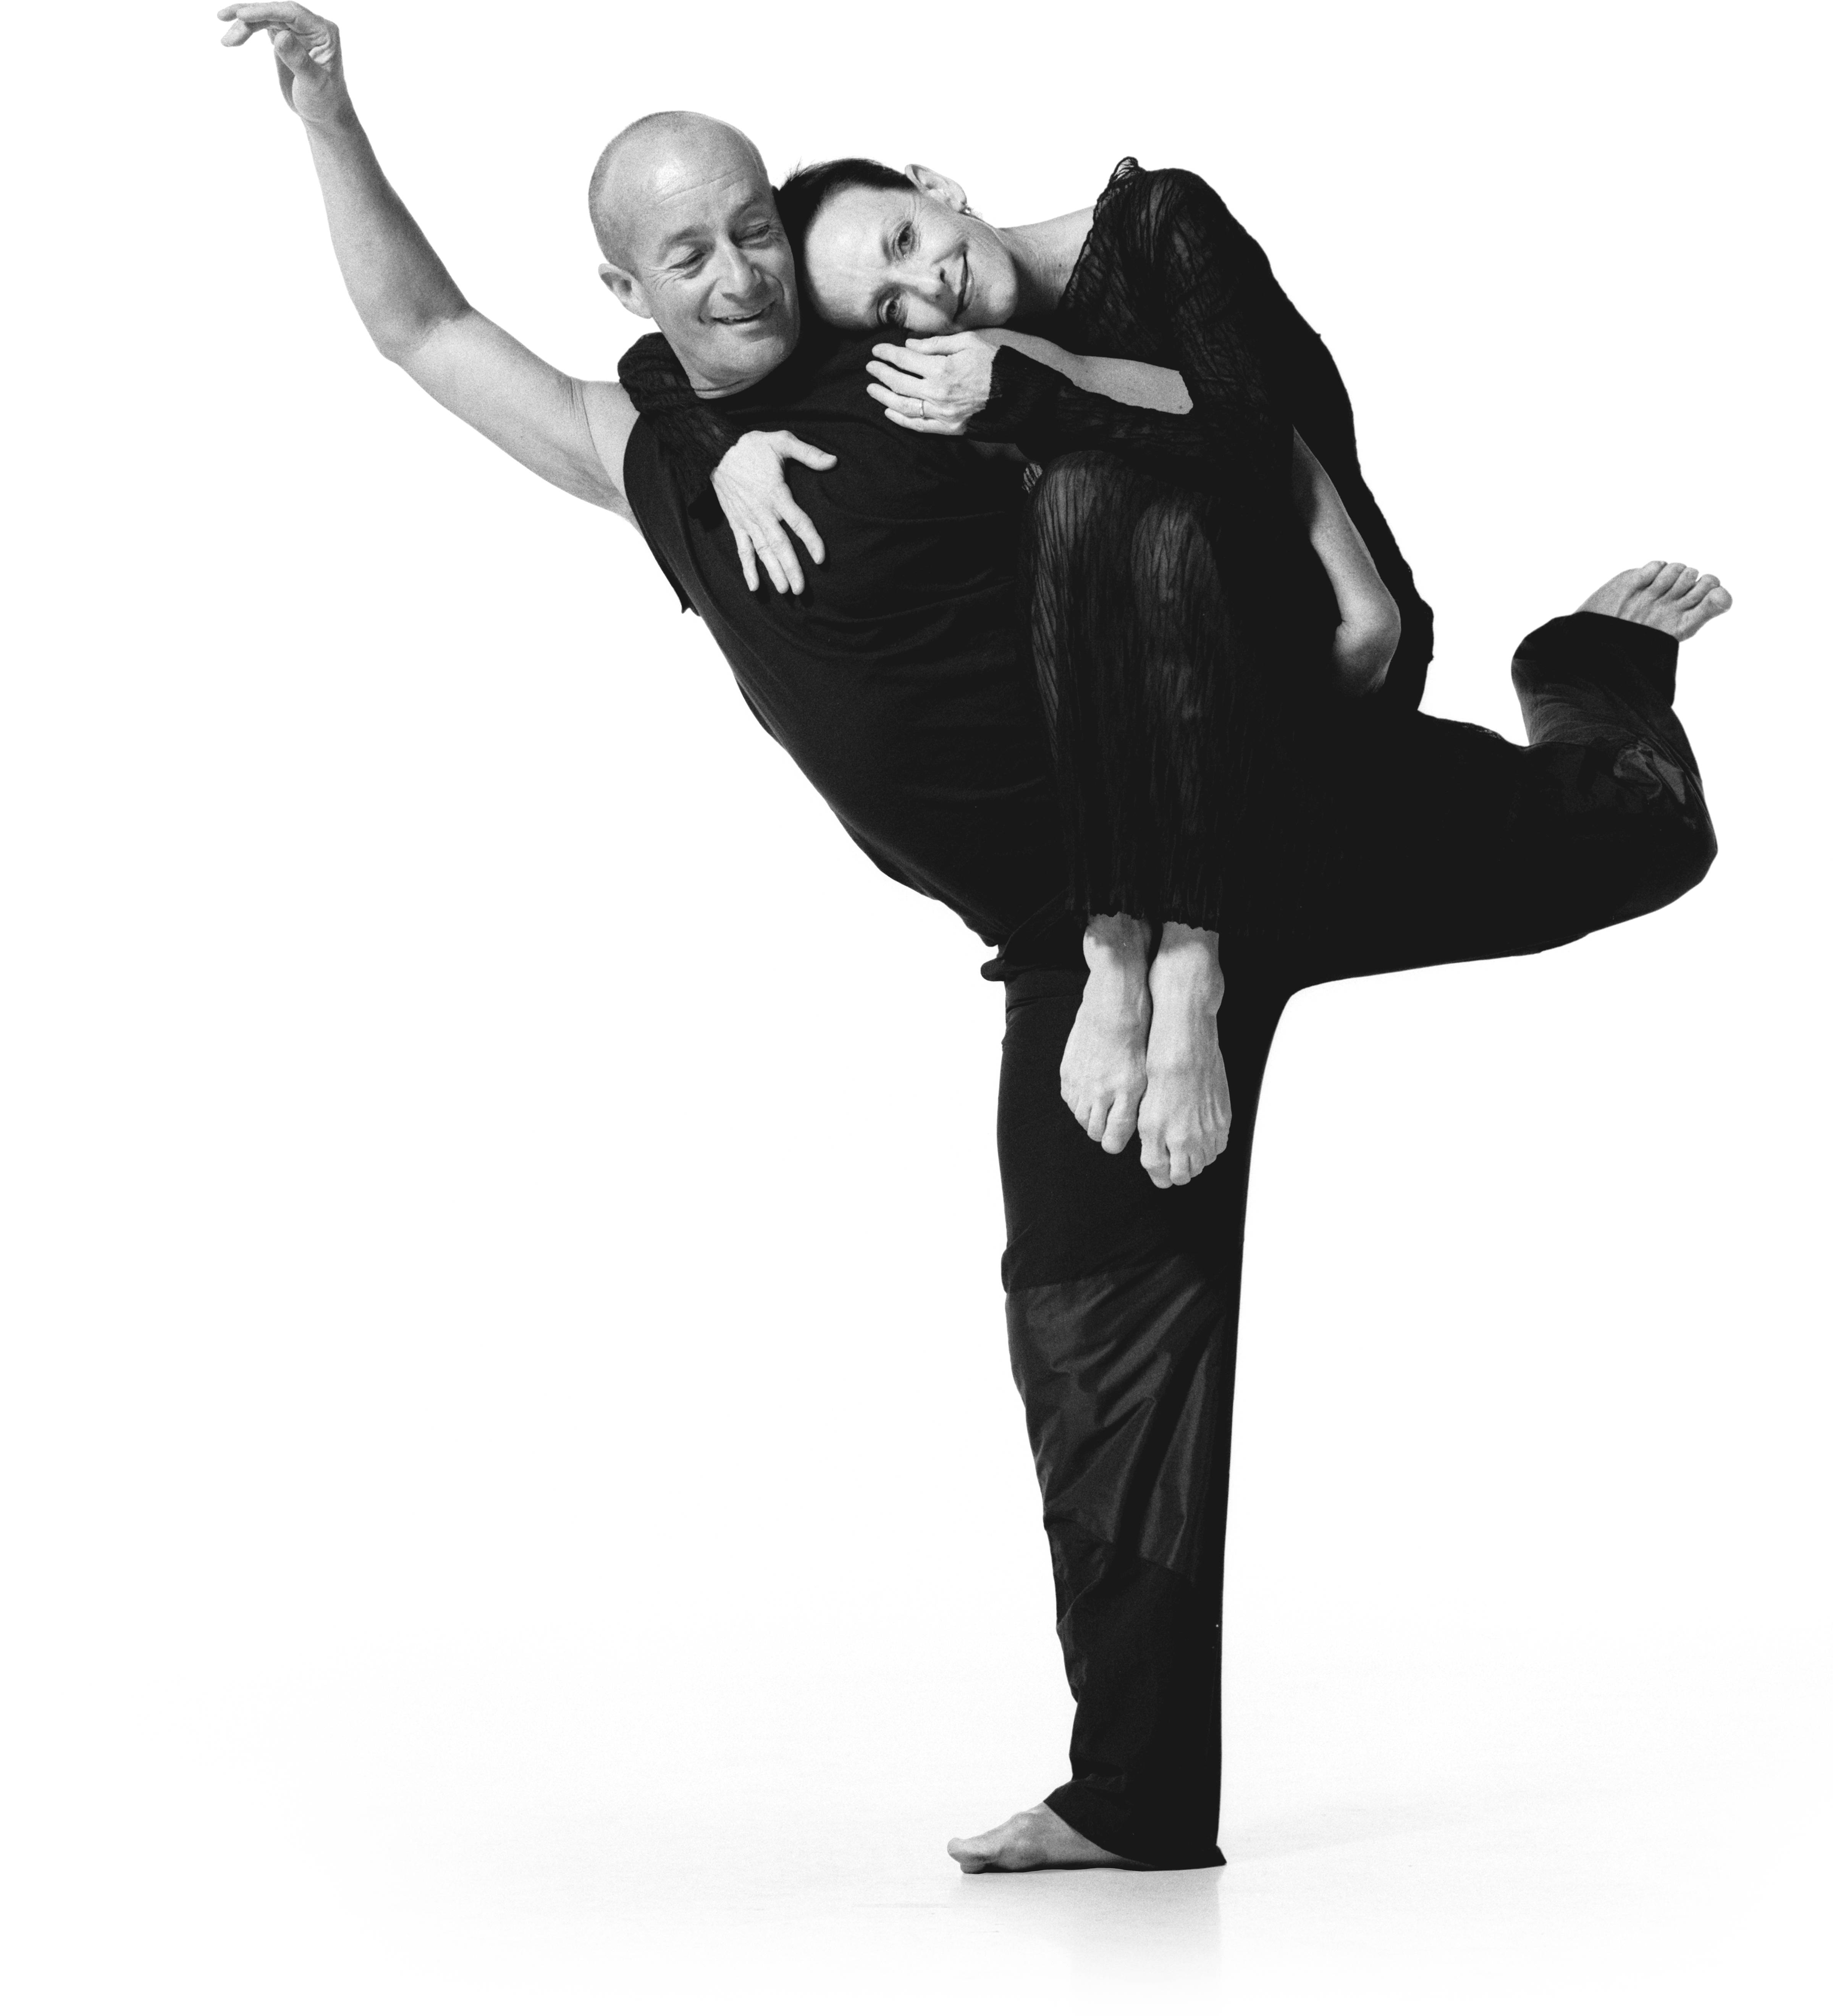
left=219, top=4, right=637, bottom=517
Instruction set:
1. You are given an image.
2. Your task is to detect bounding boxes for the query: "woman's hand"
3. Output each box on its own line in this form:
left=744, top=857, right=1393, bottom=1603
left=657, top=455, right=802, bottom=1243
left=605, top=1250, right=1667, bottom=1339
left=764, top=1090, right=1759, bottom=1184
left=711, top=431, right=837, bottom=594
left=866, top=331, right=1011, bottom=435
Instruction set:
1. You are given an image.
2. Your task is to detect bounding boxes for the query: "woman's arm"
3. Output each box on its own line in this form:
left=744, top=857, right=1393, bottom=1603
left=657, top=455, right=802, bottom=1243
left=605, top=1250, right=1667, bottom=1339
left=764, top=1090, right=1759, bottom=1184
left=873, top=335, right=1397, bottom=691
left=1291, top=433, right=1400, bottom=695
left=993, top=330, right=1193, bottom=415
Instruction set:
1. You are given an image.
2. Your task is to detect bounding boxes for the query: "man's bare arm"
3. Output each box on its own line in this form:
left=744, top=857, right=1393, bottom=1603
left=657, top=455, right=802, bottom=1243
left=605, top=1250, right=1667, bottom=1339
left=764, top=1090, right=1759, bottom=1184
left=219, top=4, right=637, bottom=518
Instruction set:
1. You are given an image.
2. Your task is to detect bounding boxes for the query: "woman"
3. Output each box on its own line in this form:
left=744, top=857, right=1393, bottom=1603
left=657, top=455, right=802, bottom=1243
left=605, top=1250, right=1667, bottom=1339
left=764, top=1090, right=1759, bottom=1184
left=621, top=157, right=1427, bottom=1188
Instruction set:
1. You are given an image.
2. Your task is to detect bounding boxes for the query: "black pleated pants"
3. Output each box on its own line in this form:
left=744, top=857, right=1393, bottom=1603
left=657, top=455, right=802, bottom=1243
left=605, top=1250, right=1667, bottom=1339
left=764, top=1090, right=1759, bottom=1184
left=996, top=611, right=1716, bottom=1868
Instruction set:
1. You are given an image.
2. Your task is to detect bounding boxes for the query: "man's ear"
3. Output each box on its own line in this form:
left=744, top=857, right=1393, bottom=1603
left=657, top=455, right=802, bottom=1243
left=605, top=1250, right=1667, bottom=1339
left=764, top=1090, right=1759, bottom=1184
left=598, top=260, right=651, bottom=320
left=905, top=164, right=969, bottom=213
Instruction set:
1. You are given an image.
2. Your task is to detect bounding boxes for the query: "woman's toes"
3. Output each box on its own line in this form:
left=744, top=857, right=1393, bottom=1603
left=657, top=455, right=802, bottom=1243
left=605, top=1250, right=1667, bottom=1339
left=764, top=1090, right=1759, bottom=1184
left=1101, top=1094, right=1141, bottom=1155
left=1649, top=560, right=1686, bottom=597
left=1678, top=572, right=1720, bottom=607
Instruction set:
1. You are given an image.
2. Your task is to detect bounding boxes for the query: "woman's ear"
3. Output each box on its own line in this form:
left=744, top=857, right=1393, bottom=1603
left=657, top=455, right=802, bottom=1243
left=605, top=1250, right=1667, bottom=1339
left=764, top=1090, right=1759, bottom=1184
left=598, top=260, right=651, bottom=320
left=905, top=164, right=969, bottom=213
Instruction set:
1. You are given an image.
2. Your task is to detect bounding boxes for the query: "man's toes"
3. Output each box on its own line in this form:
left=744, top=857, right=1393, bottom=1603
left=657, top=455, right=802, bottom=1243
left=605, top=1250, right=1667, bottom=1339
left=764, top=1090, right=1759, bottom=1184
left=1084, top=1092, right=1114, bottom=1143
left=1648, top=560, right=1686, bottom=598
left=1677, top=588, right=1733, bottom=638
left=1677, top=571, right=1719, bottom=607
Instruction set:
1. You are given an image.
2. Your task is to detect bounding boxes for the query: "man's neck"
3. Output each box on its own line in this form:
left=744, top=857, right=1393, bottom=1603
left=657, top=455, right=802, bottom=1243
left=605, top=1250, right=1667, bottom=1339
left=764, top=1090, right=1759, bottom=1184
left=686, top=360, right=781, bottom=401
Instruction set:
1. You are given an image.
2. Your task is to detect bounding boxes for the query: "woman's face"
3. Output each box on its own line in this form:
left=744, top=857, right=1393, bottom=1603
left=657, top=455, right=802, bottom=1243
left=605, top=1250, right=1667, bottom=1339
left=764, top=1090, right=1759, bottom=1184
left=801, top=181, right=1019, bottom=334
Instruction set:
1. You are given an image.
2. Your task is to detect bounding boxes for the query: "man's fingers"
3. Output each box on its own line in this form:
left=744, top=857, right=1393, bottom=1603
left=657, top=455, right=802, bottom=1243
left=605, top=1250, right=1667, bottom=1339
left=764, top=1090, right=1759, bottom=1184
left=762, top=526, right=805, bottom=596
left=781, top=504, right=825, bottom=568
left=732, top=529, right=759, bottom=592
left=899, top=333, right=971, bottom=354
left=753, top=530, right=791, bottom=596
left=771, top=433, right=837, bottom=471
left=217, top=2, right=331, bottom=29
left=219, top=3, right=336, bottom=68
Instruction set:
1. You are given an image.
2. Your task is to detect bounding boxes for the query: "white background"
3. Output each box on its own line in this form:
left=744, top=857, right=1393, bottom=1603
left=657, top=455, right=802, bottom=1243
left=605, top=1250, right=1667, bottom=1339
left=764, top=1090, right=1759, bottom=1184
left=4, top=2, right=1828, bottom=2010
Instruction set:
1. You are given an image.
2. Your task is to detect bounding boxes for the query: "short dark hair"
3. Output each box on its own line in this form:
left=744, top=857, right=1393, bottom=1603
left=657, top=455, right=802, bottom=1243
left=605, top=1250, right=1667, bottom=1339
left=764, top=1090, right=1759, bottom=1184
left=774, top=157, right=913, bottom=278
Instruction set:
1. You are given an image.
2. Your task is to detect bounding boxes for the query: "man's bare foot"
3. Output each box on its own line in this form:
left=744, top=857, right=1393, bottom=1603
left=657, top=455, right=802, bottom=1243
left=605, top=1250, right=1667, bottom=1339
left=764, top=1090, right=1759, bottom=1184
left=1579, top=559, right=1733, bottom=641
left=1060, top=914, right=1152, bottom=1153
left=947, top=1802, right=1149, bottom=1873
left=1137, top=922, right=1230, bottom=1190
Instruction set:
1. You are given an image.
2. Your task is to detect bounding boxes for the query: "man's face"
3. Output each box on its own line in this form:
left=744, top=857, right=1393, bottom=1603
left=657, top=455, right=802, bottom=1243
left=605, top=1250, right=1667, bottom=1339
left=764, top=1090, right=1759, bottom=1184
left=610, top=131, right=799, bottom=395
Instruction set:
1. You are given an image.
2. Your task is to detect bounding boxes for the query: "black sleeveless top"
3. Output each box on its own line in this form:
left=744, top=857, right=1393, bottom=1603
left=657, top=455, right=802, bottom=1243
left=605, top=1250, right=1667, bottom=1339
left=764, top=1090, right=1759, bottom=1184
left=617, top=331, right=1079, bottom=970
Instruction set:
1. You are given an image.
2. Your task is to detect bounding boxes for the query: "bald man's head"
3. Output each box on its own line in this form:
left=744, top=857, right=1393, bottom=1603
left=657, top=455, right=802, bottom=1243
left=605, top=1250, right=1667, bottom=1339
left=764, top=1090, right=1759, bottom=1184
left=589, top=111, right=798, bottom=396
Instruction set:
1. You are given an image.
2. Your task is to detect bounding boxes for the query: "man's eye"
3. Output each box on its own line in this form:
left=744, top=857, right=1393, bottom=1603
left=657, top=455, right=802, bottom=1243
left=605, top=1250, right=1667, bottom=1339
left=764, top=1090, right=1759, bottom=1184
left=880, top=296, right=905, bottom=328
left=894, top=224, right=915, bottom=258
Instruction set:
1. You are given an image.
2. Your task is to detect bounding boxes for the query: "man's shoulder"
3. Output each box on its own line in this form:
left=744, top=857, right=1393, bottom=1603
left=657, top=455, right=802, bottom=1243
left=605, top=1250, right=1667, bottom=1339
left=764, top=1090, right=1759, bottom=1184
left=617, top=420, right=702, bottom=614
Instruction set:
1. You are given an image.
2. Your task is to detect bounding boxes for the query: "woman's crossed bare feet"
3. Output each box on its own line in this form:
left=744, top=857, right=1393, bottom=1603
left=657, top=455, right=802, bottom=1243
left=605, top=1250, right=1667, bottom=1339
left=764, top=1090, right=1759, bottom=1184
left=1059, top=917, right=1231, bottom=1186
left=1579, top=559, right=1732, bottom=640
left=947, top=1802, right=1150, bottom=1874
left=1060, top=913, right=1152, bottom=1153
left=1137, top=922, right=1230, bottom=1190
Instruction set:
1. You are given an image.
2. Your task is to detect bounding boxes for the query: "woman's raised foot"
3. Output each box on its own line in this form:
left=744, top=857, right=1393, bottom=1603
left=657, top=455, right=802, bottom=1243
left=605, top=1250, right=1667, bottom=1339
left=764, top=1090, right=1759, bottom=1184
left=1579, top=560, right=1732, bottom=641
left=947, top=1802, right=1148, bottom=1874
left=1060, top=914, right=1152, bottom=1153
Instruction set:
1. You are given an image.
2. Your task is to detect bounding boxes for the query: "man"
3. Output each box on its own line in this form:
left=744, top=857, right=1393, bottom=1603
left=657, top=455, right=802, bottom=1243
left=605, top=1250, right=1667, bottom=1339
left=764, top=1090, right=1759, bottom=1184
left=219, top=4, right=1726, bottom=1874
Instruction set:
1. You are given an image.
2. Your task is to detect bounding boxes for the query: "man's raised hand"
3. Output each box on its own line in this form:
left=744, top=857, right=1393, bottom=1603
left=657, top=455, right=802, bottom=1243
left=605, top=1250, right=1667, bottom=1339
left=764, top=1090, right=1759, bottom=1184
left=711, top=433, right=837, bottom=596
left=218, top=4, right=349, bottom=123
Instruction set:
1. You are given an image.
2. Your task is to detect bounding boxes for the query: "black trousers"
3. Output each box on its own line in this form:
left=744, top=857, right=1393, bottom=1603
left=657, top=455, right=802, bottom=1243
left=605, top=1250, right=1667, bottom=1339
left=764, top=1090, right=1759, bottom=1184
left=996, top=611, right=1716, bottom=1868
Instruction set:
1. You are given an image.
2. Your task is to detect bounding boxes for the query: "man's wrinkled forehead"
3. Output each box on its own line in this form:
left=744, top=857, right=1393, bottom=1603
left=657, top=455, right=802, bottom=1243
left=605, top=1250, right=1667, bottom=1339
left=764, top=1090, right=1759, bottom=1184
left=593, top=113, right=773, bottom=267
left=635, top=155, right=772, bottom=253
